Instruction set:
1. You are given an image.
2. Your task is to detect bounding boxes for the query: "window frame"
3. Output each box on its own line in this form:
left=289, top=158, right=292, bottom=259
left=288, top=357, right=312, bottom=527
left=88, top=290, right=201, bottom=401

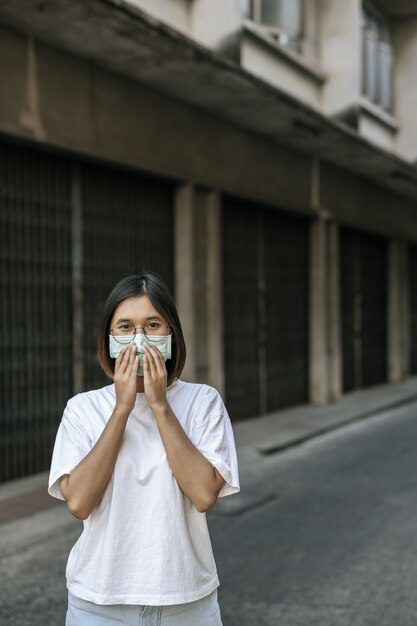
left=361, top=1, right=394, bottom=112
left=244, top=0, right=305, bottom=53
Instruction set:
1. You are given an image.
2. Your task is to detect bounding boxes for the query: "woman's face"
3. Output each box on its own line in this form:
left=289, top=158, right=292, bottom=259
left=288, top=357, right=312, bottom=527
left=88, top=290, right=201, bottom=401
left=110, top=295, right=170, bottom=337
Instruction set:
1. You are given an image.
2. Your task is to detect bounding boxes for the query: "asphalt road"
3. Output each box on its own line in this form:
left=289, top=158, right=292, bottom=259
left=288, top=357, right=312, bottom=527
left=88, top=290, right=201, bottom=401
left=209, top=401, right=417, bottom=626
left=2, top=401, right=417, bottom=625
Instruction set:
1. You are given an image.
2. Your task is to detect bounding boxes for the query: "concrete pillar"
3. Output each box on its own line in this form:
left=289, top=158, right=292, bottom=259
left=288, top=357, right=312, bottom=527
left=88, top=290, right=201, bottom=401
left=309, top=217, right=329, bottom=405
left=71, top=163, right=84, bottom=394
left=309, top=217, right=342, bottom=405
left=206, top=192, right=225, bottom=395
left=174, top=183, right=196, bottom=382
left=320, top=0, right=362, bottom=116
left=174, top=183, right=225, bottom=391
left=388, top=239, right=409, bottom=382
left=328, top=222, right=342, bottom=401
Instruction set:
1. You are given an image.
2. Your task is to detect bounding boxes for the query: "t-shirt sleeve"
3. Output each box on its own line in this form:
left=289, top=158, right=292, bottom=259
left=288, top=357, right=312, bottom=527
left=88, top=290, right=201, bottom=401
left=48, top=397, right=92, bottom=500
left=190, top=388, right=240, bottom=498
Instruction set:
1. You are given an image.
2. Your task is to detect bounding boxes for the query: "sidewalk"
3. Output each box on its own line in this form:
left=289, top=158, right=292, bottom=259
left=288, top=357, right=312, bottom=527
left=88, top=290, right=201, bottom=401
left=220, top=375, right=417, bottom=516
left=1, top=376, right=417, bottom=526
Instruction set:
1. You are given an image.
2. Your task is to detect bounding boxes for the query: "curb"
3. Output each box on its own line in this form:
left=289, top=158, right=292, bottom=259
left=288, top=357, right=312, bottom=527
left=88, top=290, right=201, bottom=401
left=257, top=393, right=417, bottom=456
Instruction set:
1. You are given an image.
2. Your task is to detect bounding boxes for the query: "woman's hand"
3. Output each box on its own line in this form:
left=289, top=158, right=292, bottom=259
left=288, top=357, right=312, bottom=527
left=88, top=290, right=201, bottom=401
left=114, top=343, right=139, bottom=414
left=142, top=342, right=168, bottom=411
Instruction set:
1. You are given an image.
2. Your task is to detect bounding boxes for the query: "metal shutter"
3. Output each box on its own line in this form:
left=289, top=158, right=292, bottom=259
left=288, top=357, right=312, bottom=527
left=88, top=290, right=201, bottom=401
left=264, top=210, right=309, bottom=410
left=360, top=233, right=387, bottom=386
left=0, top=142, right=72, bottom=481
left=223, top=197, right=309, bottom=420
left=222, top=199, right=260, bottom=420
left=409, top=245, right=417, bottom=374
left=341, top=226, right=387, bottom=391
left=82, top=163, right=174, bottom=391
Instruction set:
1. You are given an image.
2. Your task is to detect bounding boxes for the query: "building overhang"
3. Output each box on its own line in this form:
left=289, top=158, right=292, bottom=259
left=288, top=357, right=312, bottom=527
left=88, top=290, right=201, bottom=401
left=1, top=0, right=417, bottom=204
left=377, top=0, right=417, bottom=17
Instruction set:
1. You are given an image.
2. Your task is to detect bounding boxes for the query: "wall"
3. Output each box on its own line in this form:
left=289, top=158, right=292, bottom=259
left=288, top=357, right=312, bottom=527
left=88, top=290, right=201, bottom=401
left=127, top=0, right=243, bottom=51
left=190, top=0, right=242, bottom=49
left=319, top=0, right=361, bottom=115
left=1, top=24, right=417, bottom=242
left=126, top=0, right=190, bottom=36
left=0, top=24, right=312, bottom=215
left=358, top=105, right=397, bottom=151
left=320, top=161, right=417, bottom=241
left=241, top=30, right=322, bottom=109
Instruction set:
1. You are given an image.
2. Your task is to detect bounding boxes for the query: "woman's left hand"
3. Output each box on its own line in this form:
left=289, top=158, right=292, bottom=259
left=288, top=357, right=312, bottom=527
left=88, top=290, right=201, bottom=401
left=142, top=343, right=168, bottom=410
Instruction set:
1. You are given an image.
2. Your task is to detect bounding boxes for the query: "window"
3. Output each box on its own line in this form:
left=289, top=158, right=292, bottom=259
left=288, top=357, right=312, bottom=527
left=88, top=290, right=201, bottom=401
left=242, top=0, right=303, bottom=53
left=361, top=4, right=393, bottom=112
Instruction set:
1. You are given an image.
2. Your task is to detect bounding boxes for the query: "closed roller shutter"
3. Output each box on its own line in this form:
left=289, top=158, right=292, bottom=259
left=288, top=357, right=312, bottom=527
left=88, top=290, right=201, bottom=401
left=409, top=245, right=417, bottom=374
left=0, top=141, right=175, bottom=483
left=361, top=234, right=387, bottom=386
left=341, top=226, right=387, bottom=392
left=264, top=210, right=309, bottom=410
left=340, top=229, right=358, bottom=392
left=222, top=200, right=260, bottom=420
left=82, top=163, right=174, bottom=391
left=0, top=142, right=73, bottom=482
left=223, top=196, right=309, bottom=421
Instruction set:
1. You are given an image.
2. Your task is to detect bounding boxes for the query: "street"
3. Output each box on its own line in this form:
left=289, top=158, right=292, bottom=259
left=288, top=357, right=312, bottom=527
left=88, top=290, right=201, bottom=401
left=209, top=400, right=417, bottom=626
left=2, top=401, right=417, bottom=625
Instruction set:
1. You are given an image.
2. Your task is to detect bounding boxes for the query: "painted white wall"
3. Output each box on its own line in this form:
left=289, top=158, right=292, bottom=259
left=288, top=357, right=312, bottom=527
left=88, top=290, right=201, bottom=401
left=127, top=0, right=416, bottom=162
left=303, top=0, right=321, bottom=65
left=190, top=0, right=242, bottom=49
left=319, top=0, right=361, bottom=115
left=359, top=108, right=396, bottom=151
left=241, top=33, right=322, bottom=109
left=127, top=0, right=190, bottom=36
left=127, top=0, right=243, bottom=51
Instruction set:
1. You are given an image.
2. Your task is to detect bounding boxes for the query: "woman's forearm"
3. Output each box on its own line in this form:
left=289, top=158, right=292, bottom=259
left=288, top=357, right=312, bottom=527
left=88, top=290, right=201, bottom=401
left=60, top=405, right=130, bottom=520
left=152, top=402, right=223, bottom=513
left=140, top=343, right=224, bottom=512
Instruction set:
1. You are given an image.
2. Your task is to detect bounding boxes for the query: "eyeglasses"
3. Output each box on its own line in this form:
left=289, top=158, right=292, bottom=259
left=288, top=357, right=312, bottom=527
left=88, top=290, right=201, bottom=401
left=109, top=321, right=172, bottom=344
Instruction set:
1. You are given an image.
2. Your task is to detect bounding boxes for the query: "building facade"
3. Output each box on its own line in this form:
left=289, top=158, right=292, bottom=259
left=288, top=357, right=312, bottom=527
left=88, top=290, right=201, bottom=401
left=1, top=0, right=417, bottom=482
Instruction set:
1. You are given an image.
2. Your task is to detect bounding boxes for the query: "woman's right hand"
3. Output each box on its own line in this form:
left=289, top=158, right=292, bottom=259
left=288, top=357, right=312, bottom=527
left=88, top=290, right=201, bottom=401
left=114, top=343, right=139, bottom=414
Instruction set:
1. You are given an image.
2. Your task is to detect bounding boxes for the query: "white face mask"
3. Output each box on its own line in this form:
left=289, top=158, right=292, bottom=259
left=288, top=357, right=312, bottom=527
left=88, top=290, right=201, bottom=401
left=109, top=334, right=172, bottom=377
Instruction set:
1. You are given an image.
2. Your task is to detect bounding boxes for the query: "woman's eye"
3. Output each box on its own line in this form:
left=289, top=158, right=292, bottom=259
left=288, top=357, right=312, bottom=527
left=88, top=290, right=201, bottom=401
left=148, top=322, right=159, bottom=329
left=118, top=324, right=132, bottom=331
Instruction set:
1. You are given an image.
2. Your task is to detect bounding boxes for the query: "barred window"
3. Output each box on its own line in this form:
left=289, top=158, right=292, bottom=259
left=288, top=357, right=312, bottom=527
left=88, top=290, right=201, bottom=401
left=361, top=5, right=393, bottom=112
left=243, top=0, right=303, bottom=53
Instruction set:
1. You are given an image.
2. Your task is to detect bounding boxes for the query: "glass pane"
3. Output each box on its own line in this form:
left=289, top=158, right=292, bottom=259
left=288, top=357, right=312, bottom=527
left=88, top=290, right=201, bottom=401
left=378, top=44, right=392, bottom=110
left=241, top=0, right=252, bottom=18
left=364, top=31, right=377, bottom=101
left=369, top=15, right=379, bottom=35
left=261, top=0, right=301, bottom=34
left=361, top=7, right=368, bottom=24
left=261, top=0, right=280, bottom=27
left=279, top=0, right=302, bottom=33
left=363, top=5, right=390, bottom=42
left=379, top=21, right=390, bottom=44
left=361, top=27, right=367, bottom=93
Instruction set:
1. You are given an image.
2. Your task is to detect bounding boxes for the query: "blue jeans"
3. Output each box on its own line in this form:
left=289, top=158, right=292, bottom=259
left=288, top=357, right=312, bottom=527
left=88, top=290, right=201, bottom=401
left=66, top=589, right=223, bottom=626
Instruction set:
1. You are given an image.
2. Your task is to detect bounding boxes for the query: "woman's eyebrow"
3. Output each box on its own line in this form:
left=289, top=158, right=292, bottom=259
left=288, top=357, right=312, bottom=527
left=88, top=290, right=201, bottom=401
left=114, top=316, right=163, bottom=323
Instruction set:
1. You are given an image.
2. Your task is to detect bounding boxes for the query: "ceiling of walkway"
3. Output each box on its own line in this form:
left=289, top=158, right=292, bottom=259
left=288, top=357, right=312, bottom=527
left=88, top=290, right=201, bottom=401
left=378, top=0, right=417, bottom=17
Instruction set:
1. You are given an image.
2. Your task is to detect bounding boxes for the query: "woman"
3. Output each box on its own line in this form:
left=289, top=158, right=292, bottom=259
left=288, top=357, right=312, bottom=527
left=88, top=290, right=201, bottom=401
left=48, top=271, right=240, bottom=626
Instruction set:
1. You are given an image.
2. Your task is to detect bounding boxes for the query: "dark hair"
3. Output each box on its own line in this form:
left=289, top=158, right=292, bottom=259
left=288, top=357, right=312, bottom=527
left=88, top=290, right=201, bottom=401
left=98, top=272, right=186, bottom=386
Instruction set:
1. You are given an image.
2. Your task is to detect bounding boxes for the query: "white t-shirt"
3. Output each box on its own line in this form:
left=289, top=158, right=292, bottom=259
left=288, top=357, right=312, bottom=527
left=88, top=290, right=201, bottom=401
left=48, top=379, right=240, bottom=606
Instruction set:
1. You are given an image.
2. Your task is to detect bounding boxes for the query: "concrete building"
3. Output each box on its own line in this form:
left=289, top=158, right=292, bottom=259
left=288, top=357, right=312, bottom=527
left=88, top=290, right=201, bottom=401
left=1, top=0, right=417, bottom=482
